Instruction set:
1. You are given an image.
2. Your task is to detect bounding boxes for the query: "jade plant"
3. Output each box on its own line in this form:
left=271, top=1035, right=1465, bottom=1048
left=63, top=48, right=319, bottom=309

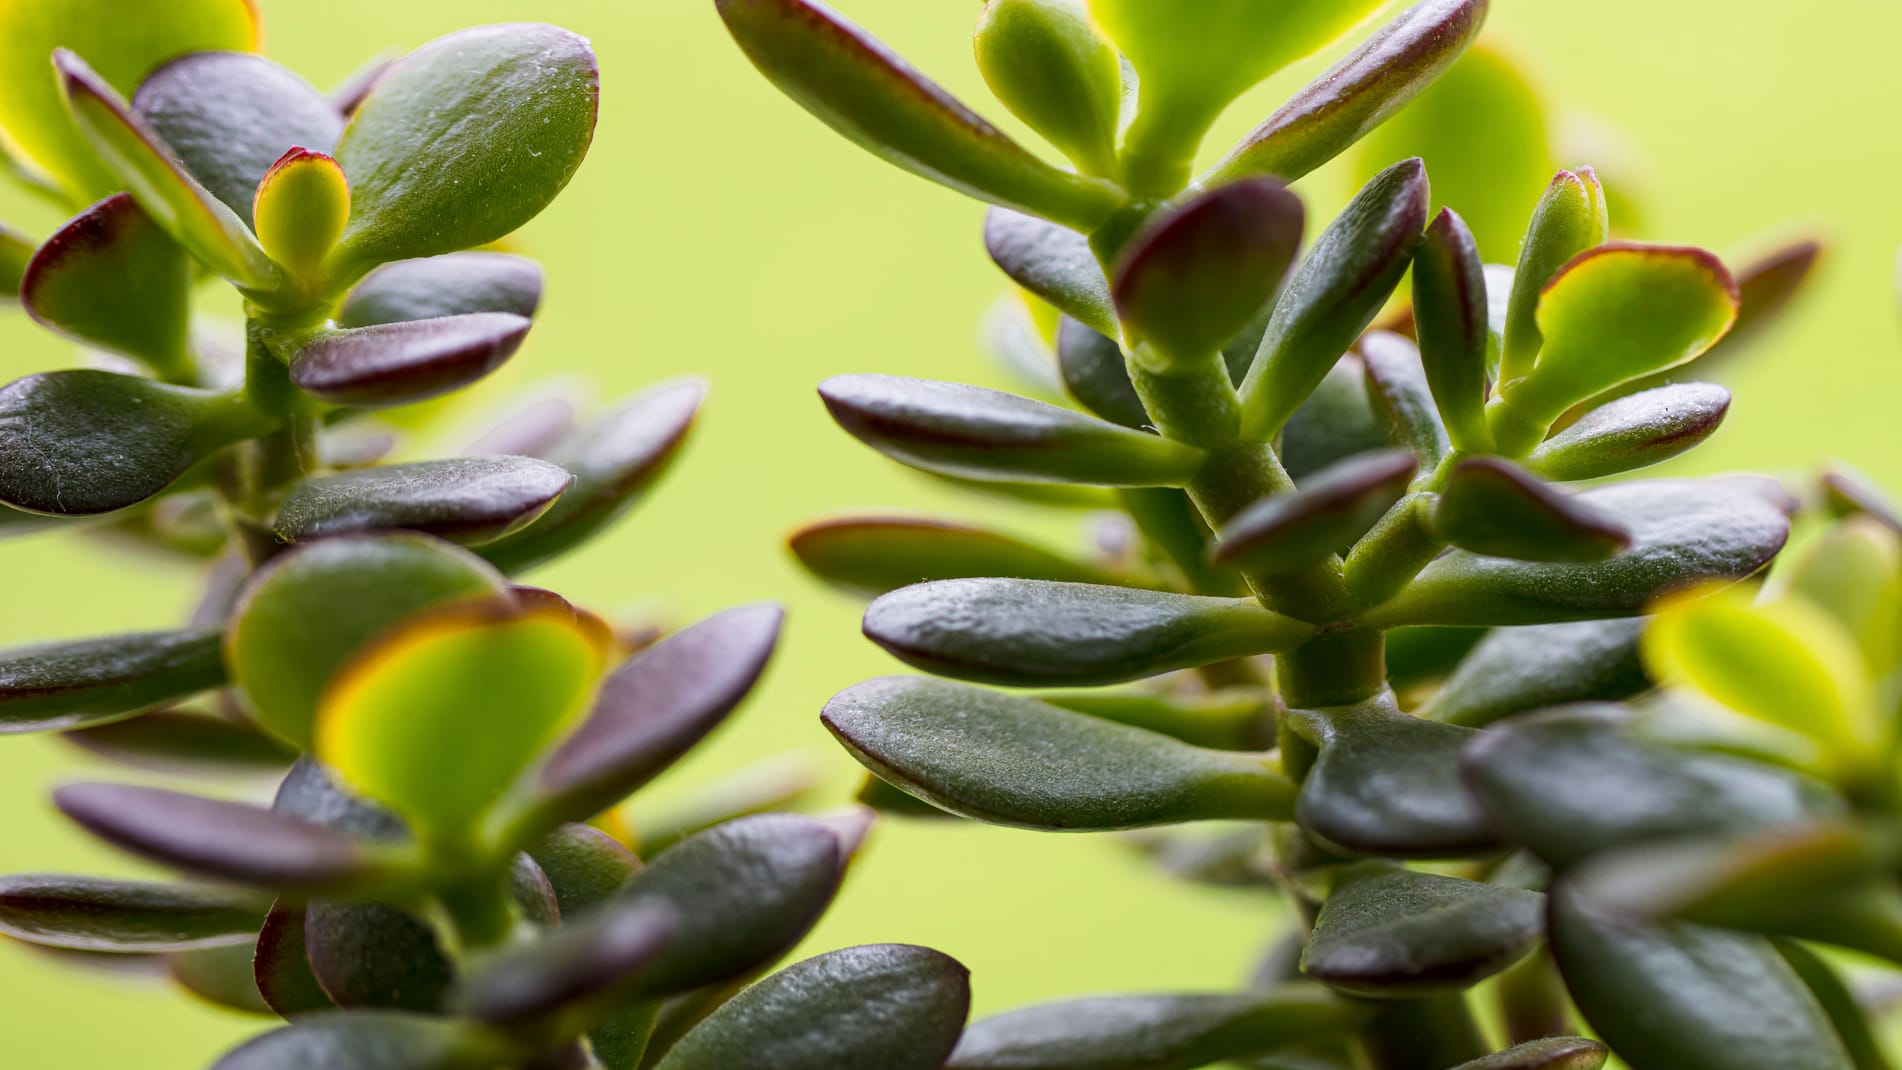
left=717, top=0, right=1856, bottom=1067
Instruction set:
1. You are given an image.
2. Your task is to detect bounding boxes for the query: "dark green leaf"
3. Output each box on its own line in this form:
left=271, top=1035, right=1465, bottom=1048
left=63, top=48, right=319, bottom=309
left=1302, top=864, right=1542, bottom=996
left=1527, top=384, right=1730, bottom=482
left=1498, top=170, right=1606, bottom=385
left=455, top=898, right=676, bottom=1027
left=1287, top=698, right=1498, bottom=857
left=55, top=782, right=386, bottom=891
left=288, top=313, right=532, bottom=408
left=1056, top=318, right=1148, bottom=428
left=531, top=824, right=641, bottom=918
left=985, top=209, right=1116, bottom=337
left=273, top=457, right=572, bottom=545
left=0, top=629, right=224, bottom=733
left=1206, top=0, right=1490, bottom=184
left=1365, top=478, right=1789, bottom=627
left=63, top=708, right=297, bottom=774
left=1359, top=333, right=1451, bottom=468
left=333, top=24, right=598, bottom=271
left=1431, top=457, right=1629, bottom=563
left=1776, top=941, right=1896, bottom=1070
left=862, top=578, right=1312, bottom=686
left=1241, top=160, right=1430, bottom=438
left=1410, top=208, right=1491, bottom=451
left=210, top=1012, right=498, bottom=1070
left=824, top=676, right=1295, bottom=830
left=305, top=901, right=453, bottom=1012
left=23, top=194, right=192, bottom=374
left=1383, top=626, right=1485, bottom=690
left=1459, top=705, right=1839, bottom=870
left=131, top=52, right=344, bottom=226
left=821, top=374, right=1206, bottom=487
left=1424, top=619, right=1650, bottom=727
left=0, top=874, right=265, bottom=952
left=255, top=901, right=334, bottom=1017
left=1548, top=882, right=1852, bottom=1070
left=1281, top=357, right=1392, bottom=482
left=272, top=756, right=409, bottom=845
left=654, top=944, right=970, bottom=1070
left=479, top=379, right=704, bottom=574
left=0, top=370, right=267, bottom=516
left=792, top=515, right=1144, bottom=597
left=947, top=985, right=1368, bottom=1069
left=338, top=253, right=543, bottom=328
left=171, top=940, right=275, bottom=1016
left=1113, top=180, right=1303, bottom=363
left=1211, top=450, right=1415, bottom=575
left=714, top=0, right=1119, bottom=229
left=1451, top=1038, right=1608, bottom=1070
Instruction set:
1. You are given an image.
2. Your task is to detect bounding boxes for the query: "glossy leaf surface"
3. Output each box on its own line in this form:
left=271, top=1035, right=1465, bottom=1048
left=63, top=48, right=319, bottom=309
left=1410, top=208, right=1492, bottom=450
left=0, top=629, right=223, bottom=733
left=1498, top=171, right=1606, bottom=385
left=1527, top=383, right=1730, bottom=481
left=974, top=0, right=1121, bottom=176
left=824, top=676, right=1294, bottom=830
left=1359, top=332, right=1451, bottom=468
left=0, top=874, right=264, bottom=952
left=984, top=211, right=1116, bottom=339
left=23, top=194, right=191, bottom=373
left=288, top=313, right=532, bottom=408
left=1211, top=451, right=1415, bottom=575
left=1302, top=864, right=1542, bottom=995
left=1425, top=619, right=1649, bottom=727
left=338, top=253, right=543, bottom=328
left=1432, top=458, right=1629, bottom=563
left=1289, top=699, right=1498, bottom=857
left=273, top=457, right=572, bottom=546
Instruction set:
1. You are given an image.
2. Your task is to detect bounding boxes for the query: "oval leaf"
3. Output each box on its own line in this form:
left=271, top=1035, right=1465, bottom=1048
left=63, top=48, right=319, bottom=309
left=1302, top=864, right=1542, bottom=996
left=530, top=824, right=640, bottom=918
left=24, top=194, right=192, bottom=374
left=1424, top=619, right=1650, bottom=728
left=255, top=901, right=333, bottom=1017
left=1410, top=208, right=1492, bottom=450
left=1213, top=450, right=1417, bottom=576
left=338, top=253, right=544, bottom=328
left=305, top=900, right=454, bottom=1013
left=1360, top=332, right=1452, bottom=469
left=823, top=676, right=1294, bottom=830
left=1431, top=457, right=1630, bottom=563
left=1056, top=318, right=1149, bottom=428
left=1497, top=170, right=1607, bottom=386
left=273, top=457, right=573, bottom=546
left=0, top=628, right=223, bottom=733
left=0, top=874, right=265, bottom=952
left=973, top=0, right=1121, bottom=177
left=288, top=312, right=531, bottom=408
left=985, top=209, right=1116, bottom=338
left=63, top=708, right=298, bottom=774
left=792, top=516, right=1143, bottom=597
left=1527, top=383, right=1731, bottom=482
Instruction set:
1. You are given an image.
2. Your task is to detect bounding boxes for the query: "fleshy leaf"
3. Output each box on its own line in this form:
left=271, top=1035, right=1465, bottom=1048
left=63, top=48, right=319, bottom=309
left=791, top=516, right=1143, bottom=596
left=305, top=900, right=454, bottom=1012
left=862, top=578, right=1313, bottom=687
left=1282, top=356, right=1392, bottom=480
left=1287, top=697, right=1499, bottom=858
left=209, top=1012, right=497, bottom=1070
left=23, top=194, right=192, bottom=374
left=1211, top=450, right=1415, bottom=575
left=1459, top=705, right=1839, bottom=870
left=714, top=0, right=1119, bottom=229
left=530, top=824, right=640, bottom=918
left=946, top=986, right=1368, bottom=1069
left=0, top=628, right=223, bottom=733
left=1410, top=208, right=1492, bottom=450
left=55, top=782, right=384, bottom=891
left=0, top=370, right=267, bottom=516
left=255, top=902, right=333, bottom=1017
left=653, top=944, right=970, bottom=1070
left=823, top=676, right=1295, bottom=830
left=1707, top=238, right=1824, bottom=361
left=253, top=148, right=349, bottom=281
left=1497, top=170, right=1607, bottom=386
left=983, top=210, right=1115, bottom=337
left=821, top=374, right=1205, bottom=487
left=272, top=457, right=573, bottom=546
left=1056, top=318, right=1148, bottom=427
left=1113, top=180, right=1304, bottom=363
left=332, top=24, right=599, bottom=271
left=1528, top=383, right=1731, bottom=481
left=1431, top=457, right=1630, bottom=563
left=288, top=313, right=532, bottom=408
left=316, top=599, right=610, bottom=837
left=1206, top=0, right=1490, bottom=185
left=228, top=534, right=512, bottom=748
left=55, top=50, right=278, bottom=288
left=1360, top=333, right=1452, bottom=468
left=0, top=874, right=265, bottom=952
left=131, top=52, right=344, bottom=225
left=63, top=708, right=297, bottom=774
left=1364, top=478, right=1789, bottom=627
left=0, top=0, right=258, bottom=199
left=1241, top=160, right=1430, bottom=438
left=1302, top=863, right=1542, bottom=996
left=171, top=941, right=275, bottom=1017
left=1424, top=619, right=1650, bottom=728
left=1452, top=1038, right=1609, bottom=1070
left=338, top=253, right=543, bottom=328
left=454, top=898, right=676, bottom=1027
left=1548, top=882, right=1853, bottom=1070
left=973, top=0, right=1121, bottom=177
left=479, top=379, right=704, bottom=573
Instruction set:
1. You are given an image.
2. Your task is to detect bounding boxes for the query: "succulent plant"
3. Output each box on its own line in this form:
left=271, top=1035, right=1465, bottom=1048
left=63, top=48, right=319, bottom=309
left=718, top=0, right=1852, bottom=1067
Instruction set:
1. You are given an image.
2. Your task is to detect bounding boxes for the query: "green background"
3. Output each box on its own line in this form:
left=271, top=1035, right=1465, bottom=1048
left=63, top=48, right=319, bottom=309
left=1, top=0, right=1898, bottom=1062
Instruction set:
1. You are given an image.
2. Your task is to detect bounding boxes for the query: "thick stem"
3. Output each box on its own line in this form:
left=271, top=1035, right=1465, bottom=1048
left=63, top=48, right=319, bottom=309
left=436, top=869, right=522, bottom=956
left=1118, top=88, right=1214, bottom=200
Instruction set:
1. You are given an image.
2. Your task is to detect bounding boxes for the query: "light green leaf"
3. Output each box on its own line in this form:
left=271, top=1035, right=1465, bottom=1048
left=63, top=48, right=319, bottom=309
left=1497, top=170, right=1606, bottom=386
left=974, top=0, right=1121, bottom=178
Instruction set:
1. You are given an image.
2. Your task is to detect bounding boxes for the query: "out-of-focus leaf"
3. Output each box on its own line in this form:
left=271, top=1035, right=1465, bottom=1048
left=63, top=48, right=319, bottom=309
left=821, top=374, right=1205, bottom=487
left=1776, top=940, right=1897, bottom=1070
left=332, top=24, right=598, bottom=271
left=209, top=1012, right=500, bottom=1070
left=172, top=941, right=275, bottom=1016
left=1699, top=238, right=1823, bottom=365
left=23, top=194, right=192, bottom=374
left=1431, top=457, right=1629, bottom=563
left=1241, top=160, right=1430, bottom=438
left=228, top=533, right=512, bottom=749
left=531, top=824, right=640, bottom=917
left=1497, top=170, right=1606, bottom=386
left=631, top=753, right=825, bottom=855
left=0, top=225, right=33, bottom=298
left=792, top=516, right=1143, bottom=597
left=1281, top=357, right=1391, bottom=481
left=1056, top=318, right=1148, bottom=428
left=1211, top=450, right=1415, bottom=575
left=273, top=457, right=572, bottom=546
left=1302, top=863, right=1541, bottom=995
left=255, top=901, right=333, bottom=1017
left=1410, top=208, right=1492, bottom=449
left=454, top=898, right=676, bottom=1027
left=974, top=0, right=1121, bottom=177
left=338, top=253, right=543, bottom=328
left=1359, top=332, right=1451, bottom=468
left=947, top=986, right=1368, bottom=1069
left=1207, top=0, right=1490, bottom=186
left=1364, top=478, right=1789, bottom=627
left=862, top=578, right=1312, bottom=687
left=715, top=0, right=1118, bottom=228
left=287, top=312, right=532, bottom=408
left=653, top=944, right=970, bottom=1070
left=304, top=899, right=454, bottom=1012
left=0, top=629, right=223, bottom=733
left=63, top=708, right=297, bottom=774
left=1450, top=1038, right=1609, bottom=1070
left=0, top=874, right=264, bottom=952
left=824, top=676, right=1294, bottom=830
left=1776, top=518, right=1902, bottom=672
left=1528, top=383, right=1730, bottom=481
left=1424, top=619, right=1650, bottom=727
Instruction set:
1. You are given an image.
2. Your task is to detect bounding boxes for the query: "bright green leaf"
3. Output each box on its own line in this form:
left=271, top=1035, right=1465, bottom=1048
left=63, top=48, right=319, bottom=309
left=974, top=0, right=1121, bottom=178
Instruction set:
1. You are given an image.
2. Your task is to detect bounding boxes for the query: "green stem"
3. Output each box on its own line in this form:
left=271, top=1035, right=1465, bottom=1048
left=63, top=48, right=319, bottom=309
left=436, top=869, right=522, bottom=956
left=1344, top=494, right=1444, bottom=607
left=1118, top=87, right=1214, bottom=200
left=1355, top=992, right=1490, bottom=1070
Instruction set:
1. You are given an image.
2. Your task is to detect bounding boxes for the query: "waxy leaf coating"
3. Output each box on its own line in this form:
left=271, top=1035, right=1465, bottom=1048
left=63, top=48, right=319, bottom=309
left=654, top=944, right=970, bottom=1070
left=984, top=210, right=1116, bottom=338
left=1302, top=864, right=1542, bottom=996
left=1288, top=699, right=1498, bottom=857
left=210, top=1012, right=494, bottom=1070
left=132, top=51, right=344, bottom=226
left=1527, top=383, right=1731, bottom=482
left=863, top=578, right=1313, bottom=687
left=338, top=253, right=544, bottom=328
left=1360, top=332, right=1451, bottom=468
left=0, top=628, right=223, bottom=733
left=1498, top=170, right=1606, bottom=386
left=824, top=676, right=1294, bottom=830
left=24, top=194, right=192, bottom=374
left=288, top=313, right=532, bottom=408
left=715, top=0, right=1119, bottom=229
left=253, top=148, right=349, bottom=281
left=1424, top=619, right=1650, bottom=728
left=946, top=985, right=1367, bottom=1069
left=1431, top=458, right=1630, bottom=563
left=1211, top=450, right=1416, bottom=575
left=333, top=24, right=599, bottom=270
left=792, top=516, right=1140, bottom=596
left=0, top=874, right=265, bottom=952
left=1410, top=208, right=1492, bottom=451
left=305, top=900, right=454, bottom=1013
left=821, top=375, right=1205, bottom=487
left=272, top=457, right=574, bottom=546
left=1056, top=318, right=1148, bottom=428
left=974, top=0, right=1121, bottom=177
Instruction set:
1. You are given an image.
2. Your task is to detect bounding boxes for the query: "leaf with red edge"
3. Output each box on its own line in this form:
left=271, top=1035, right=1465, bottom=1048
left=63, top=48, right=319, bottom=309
left=288, top=313, right=531, bottom=408
left=24, top=194, right=193, bottom=375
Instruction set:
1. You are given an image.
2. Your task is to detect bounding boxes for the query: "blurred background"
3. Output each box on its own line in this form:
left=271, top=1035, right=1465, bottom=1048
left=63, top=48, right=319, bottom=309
left=0, top=0, right=1898, bottom=1062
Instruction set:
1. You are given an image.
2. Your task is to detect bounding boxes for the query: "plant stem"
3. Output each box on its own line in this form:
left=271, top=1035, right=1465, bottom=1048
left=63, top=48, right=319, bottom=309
left=436, top=870, right=521, bottom=956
